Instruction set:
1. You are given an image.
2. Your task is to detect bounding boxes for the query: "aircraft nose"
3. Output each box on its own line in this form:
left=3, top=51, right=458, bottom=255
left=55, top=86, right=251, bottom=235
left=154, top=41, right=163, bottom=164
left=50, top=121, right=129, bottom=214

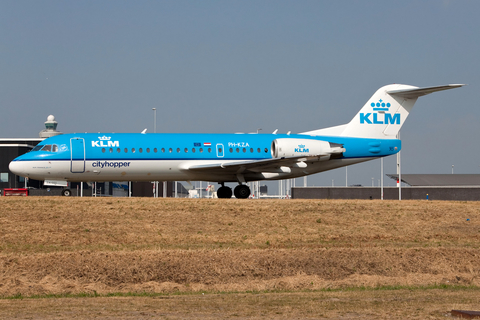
left=9, top=160, right=26, bottom=176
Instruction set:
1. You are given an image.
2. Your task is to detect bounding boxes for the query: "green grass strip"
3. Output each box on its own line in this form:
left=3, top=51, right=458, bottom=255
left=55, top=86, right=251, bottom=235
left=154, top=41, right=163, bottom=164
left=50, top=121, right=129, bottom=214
left=2, top=284, right=480, bottom=300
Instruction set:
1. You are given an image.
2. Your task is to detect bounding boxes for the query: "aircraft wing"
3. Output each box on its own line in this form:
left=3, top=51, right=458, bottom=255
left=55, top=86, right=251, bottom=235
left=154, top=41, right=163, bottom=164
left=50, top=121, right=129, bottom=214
left=186, top=154, right=332, bottom=175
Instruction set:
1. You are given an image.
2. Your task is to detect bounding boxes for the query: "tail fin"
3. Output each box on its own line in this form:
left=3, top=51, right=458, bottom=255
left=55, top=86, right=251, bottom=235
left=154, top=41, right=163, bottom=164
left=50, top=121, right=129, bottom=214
left=340, top=84, right=464, bottom=138
left=302, top=84, right=464, bottom=139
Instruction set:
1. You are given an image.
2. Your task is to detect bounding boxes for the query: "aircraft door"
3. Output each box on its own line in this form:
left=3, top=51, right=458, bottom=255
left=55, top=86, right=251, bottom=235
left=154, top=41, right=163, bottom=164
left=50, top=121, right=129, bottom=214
left=216, top=143, right=224, bottom=158
left=70, top=138, right=86, bottom=173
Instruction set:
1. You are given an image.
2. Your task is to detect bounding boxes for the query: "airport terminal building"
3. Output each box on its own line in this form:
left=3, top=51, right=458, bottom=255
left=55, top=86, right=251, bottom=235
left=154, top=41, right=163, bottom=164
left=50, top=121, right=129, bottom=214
left=0, top=138, right=43, bottom=190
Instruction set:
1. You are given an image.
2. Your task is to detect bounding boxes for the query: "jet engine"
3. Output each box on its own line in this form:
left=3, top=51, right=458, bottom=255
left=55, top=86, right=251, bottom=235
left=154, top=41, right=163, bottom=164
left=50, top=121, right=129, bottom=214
left=271, top=138, right=344, bottom=158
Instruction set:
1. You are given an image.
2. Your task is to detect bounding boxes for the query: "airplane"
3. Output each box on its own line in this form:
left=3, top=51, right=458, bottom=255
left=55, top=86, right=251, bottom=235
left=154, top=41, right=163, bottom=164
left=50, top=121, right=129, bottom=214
left=9, top=83, right=464, bottom=198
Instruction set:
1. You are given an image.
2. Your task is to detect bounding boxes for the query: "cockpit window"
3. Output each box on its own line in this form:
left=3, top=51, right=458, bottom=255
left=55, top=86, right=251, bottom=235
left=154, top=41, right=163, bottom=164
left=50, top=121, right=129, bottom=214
left=32, top=145, right=43, bottom=152
left=39, top=144, right=58, bottom=152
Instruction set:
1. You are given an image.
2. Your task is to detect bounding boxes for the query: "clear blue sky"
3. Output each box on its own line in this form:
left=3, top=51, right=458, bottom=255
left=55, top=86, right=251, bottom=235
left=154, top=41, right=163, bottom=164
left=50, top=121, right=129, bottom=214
left=1, top=0, right=478, bottom=188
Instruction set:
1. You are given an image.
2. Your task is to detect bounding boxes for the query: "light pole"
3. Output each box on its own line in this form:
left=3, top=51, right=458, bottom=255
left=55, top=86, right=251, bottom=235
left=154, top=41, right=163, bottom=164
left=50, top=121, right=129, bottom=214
left=452, top=165, right=454, bottom=174
left=381, top=157, right=384, bottom=200
left=152, top=108, right=157, bottom=133
left=345, top=166, right=348, bottom=187
left=152, top=108, right=158, bottom=198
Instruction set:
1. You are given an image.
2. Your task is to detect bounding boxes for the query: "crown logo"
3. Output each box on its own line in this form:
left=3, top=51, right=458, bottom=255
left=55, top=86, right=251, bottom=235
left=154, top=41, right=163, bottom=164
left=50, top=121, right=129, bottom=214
left=298, top=144, right=305, bottom=148
left=99, top=136, right=111, bottom=140
left=370, top=99, right=391, bottom=111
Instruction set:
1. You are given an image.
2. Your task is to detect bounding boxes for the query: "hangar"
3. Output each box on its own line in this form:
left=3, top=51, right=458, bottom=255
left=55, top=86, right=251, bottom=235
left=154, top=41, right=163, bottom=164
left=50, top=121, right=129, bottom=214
left=292, top=174, right=480, bottom=201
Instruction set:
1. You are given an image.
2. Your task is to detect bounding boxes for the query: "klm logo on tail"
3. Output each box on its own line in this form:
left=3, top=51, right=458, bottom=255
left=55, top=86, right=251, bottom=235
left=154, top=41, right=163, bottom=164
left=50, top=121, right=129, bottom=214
left=360, top=99, right=400, bottom=125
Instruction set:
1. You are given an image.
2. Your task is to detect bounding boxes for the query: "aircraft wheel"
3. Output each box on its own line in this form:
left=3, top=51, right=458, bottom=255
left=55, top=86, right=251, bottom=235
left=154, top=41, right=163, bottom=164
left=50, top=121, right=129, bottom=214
left=62, top=189, right=72, bottom=197
left=234, top=185, right=250, bottom=199
left=217, top=186, right=232, bottom=199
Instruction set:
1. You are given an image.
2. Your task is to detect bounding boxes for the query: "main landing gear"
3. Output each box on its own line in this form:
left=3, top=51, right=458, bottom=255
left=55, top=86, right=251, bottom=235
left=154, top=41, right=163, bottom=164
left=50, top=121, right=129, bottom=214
left=217, top=183, right=251, bottom=199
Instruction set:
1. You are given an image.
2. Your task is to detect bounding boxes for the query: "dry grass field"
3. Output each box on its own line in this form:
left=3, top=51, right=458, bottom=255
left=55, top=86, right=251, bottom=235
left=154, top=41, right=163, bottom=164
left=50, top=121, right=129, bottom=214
left=1, top=197, right=480, bottom=319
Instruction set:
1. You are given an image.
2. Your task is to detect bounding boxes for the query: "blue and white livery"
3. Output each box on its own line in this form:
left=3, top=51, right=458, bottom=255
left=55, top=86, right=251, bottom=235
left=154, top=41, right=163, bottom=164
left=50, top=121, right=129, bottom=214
left=9, top=84, right=464, bottom=198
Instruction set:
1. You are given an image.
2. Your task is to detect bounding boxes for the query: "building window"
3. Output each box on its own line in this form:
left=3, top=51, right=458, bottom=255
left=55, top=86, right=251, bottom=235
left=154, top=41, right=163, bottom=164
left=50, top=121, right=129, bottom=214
left=0, top=173, right=8, bottom=183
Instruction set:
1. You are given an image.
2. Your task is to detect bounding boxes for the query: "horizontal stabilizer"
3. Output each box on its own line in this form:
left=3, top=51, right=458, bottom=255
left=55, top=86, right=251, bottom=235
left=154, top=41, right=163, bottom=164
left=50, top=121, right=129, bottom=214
left=387, top=84, right=465, bottom=99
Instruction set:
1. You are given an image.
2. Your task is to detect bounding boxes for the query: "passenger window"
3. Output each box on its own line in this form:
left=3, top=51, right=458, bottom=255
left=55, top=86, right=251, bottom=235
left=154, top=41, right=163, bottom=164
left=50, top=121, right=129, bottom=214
left=146, top=148, right=150, bottom=153
left=102, top=148, right=106, bottom=153
left=264, top=148, right=268, bottom=153
left=132, top=148, right=136, bottom=153
left=192, top=148, right=196, bottom=153
left=208, top=148, right=211, bottom=153
left=177, top=148, right=180, bottom=153
left=169, top=148, right=172, bottom=153
left=236, top=148, right=239, bottom=153
left=257, top=148, right=261, bottom=153
left=229, top=148, right=233, bottom=153
left=184, top=148, right=188, bottom=153
left=250, top=148, right=253, bottom=153
left=155, top=148, right=158, bottom=153
left=200, top=148, right=203, bottom=153
left=139, top=148, right=143, bottom=153
left=124, top=148, right=128, bottom=153
left=218, top=148, right=222, bottom=153
left=117, top=148, right=121, bottom=153
left=109, top=148, right=113, bottom=153
left=243, top=148, right=246, bottom=153
left=161, top=148, right=165, bottom=153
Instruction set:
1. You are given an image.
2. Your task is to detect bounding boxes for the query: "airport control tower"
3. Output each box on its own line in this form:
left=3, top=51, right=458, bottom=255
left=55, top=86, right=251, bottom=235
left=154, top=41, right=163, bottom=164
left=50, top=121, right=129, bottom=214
left=39, top=115, right=62, bottom=138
